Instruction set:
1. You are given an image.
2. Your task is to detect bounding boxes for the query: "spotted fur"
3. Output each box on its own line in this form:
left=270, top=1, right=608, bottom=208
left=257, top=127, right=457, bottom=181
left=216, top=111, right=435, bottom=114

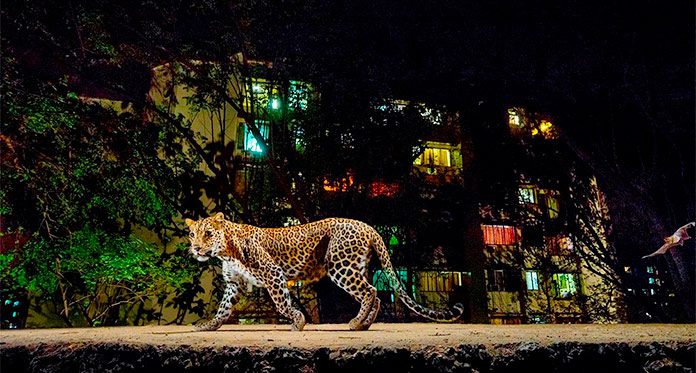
left=185, top=213, right=463, bottom=331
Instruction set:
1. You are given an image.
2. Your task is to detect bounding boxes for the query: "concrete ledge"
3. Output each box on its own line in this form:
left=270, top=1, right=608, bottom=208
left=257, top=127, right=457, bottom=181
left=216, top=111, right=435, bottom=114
left=1, top=324, right=694, bottom=372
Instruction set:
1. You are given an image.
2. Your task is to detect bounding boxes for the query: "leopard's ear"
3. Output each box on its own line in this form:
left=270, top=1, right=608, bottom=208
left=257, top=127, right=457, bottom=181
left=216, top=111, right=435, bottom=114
left=212, top=212, right=225, bottom=222
left=185, top=218, right=195, bottom=228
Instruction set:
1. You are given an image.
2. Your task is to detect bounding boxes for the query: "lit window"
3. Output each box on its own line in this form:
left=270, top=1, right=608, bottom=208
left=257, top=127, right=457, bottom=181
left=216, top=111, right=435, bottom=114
left=416, top=271, right=464, bottom=292
left=245, top=78, right=283, bottom=113
left=372, top=268, right=411, bottom=296
left=646, top=266, right=655, bottom=274
left=482, top=225, right=518, bottom=245
left=648, top=277, right=655, bottom=285
left=525, top=270, right=540, bottom=291
left=246, top=79, right=270, bottom=111
left=414, top=148, right=451, bottom=167
left=518, top=186, right=537, bottom=205
left=552, top=273, right=578, bottom=299
left=508, top=108, right=522, bottom=127
left=241, top=120, right=270, bottom=153
left=546, top=194, right=560, bottom=219
left=624, top=266, right=631, bottom=273
left=288, top=81, right=310, bottom=110
left=522, top=187, right=560, bottom=219
left=373, top=270, right=391, bottom=291
left=538, top=189, right=560, bottom=219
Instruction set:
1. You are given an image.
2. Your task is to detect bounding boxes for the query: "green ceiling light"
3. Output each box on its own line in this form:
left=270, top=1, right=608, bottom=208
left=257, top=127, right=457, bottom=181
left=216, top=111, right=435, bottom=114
left=270, top=97, right=281, bottom=110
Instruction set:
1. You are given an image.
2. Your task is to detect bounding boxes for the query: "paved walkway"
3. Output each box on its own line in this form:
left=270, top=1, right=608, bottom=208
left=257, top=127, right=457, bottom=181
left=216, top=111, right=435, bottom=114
left=2, top=323, right=694, bottom=349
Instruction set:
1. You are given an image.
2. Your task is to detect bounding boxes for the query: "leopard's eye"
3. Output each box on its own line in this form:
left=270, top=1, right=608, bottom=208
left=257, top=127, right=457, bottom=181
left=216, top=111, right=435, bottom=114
left=189, top=232, right=195, bottom=238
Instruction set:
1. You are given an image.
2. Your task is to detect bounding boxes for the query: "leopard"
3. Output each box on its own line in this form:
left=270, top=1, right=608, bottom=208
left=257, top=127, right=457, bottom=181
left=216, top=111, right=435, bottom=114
left=185, top=212, right=464, bottom=331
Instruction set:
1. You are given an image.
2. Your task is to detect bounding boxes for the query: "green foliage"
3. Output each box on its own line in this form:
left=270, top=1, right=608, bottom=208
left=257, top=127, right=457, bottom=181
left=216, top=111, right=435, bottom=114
left=0, top=54, right=201, bottom=326
left=1, top=229, right=193, bottom=295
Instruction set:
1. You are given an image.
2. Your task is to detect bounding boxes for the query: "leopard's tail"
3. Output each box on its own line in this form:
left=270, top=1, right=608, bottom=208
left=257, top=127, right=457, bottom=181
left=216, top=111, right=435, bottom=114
left=370, top=230, right=464, bottom=322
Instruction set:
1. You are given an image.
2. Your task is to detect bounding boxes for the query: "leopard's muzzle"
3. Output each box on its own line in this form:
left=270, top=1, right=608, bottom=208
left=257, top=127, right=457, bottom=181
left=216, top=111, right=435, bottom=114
left=191, top=246, right=213, bottom=262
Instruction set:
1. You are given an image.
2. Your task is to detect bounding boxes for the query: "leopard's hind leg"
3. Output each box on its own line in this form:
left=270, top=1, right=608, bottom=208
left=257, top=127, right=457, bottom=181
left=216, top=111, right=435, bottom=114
left=326, top=234, right=378, bottom=330
left=362, top=291, right=381, bottom=327
left=355, top=248, right=380, bottom=329
left=328, top=265, right=378, bottom=330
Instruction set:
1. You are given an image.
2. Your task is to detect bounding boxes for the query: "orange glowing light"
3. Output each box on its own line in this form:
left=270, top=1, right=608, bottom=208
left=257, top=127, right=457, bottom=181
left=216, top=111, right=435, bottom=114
left=323, top=174, right=354, bottom=192
left=368, top=182, right=401, bottom=198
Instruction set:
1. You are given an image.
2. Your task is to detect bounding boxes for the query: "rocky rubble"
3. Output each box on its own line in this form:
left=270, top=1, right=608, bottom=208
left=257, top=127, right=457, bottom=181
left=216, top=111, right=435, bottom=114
left=2, top=341, right=694, bottom=373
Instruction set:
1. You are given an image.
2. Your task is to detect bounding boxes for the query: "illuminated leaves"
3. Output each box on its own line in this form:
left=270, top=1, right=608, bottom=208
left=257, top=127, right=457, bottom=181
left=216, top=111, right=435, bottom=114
left=1, top=56, right=199, bottom=325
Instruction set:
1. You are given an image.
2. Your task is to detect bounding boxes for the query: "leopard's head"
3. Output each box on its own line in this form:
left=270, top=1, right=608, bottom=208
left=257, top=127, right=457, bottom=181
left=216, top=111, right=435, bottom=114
left=185, top=212, right=227, bottom=262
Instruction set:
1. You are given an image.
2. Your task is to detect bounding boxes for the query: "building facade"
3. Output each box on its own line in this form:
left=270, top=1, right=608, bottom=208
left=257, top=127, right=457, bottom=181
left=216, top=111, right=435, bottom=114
left=73, top=57, right=625, bottom=325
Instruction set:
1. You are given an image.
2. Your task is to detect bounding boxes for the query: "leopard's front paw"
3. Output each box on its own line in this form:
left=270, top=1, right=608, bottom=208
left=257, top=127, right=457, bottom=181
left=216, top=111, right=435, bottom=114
left=194, top=319, right=222, bottom=331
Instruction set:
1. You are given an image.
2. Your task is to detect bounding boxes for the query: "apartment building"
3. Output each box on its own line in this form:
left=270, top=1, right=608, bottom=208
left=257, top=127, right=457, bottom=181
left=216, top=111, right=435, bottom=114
left=68, top=57, right=624, bottom=325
